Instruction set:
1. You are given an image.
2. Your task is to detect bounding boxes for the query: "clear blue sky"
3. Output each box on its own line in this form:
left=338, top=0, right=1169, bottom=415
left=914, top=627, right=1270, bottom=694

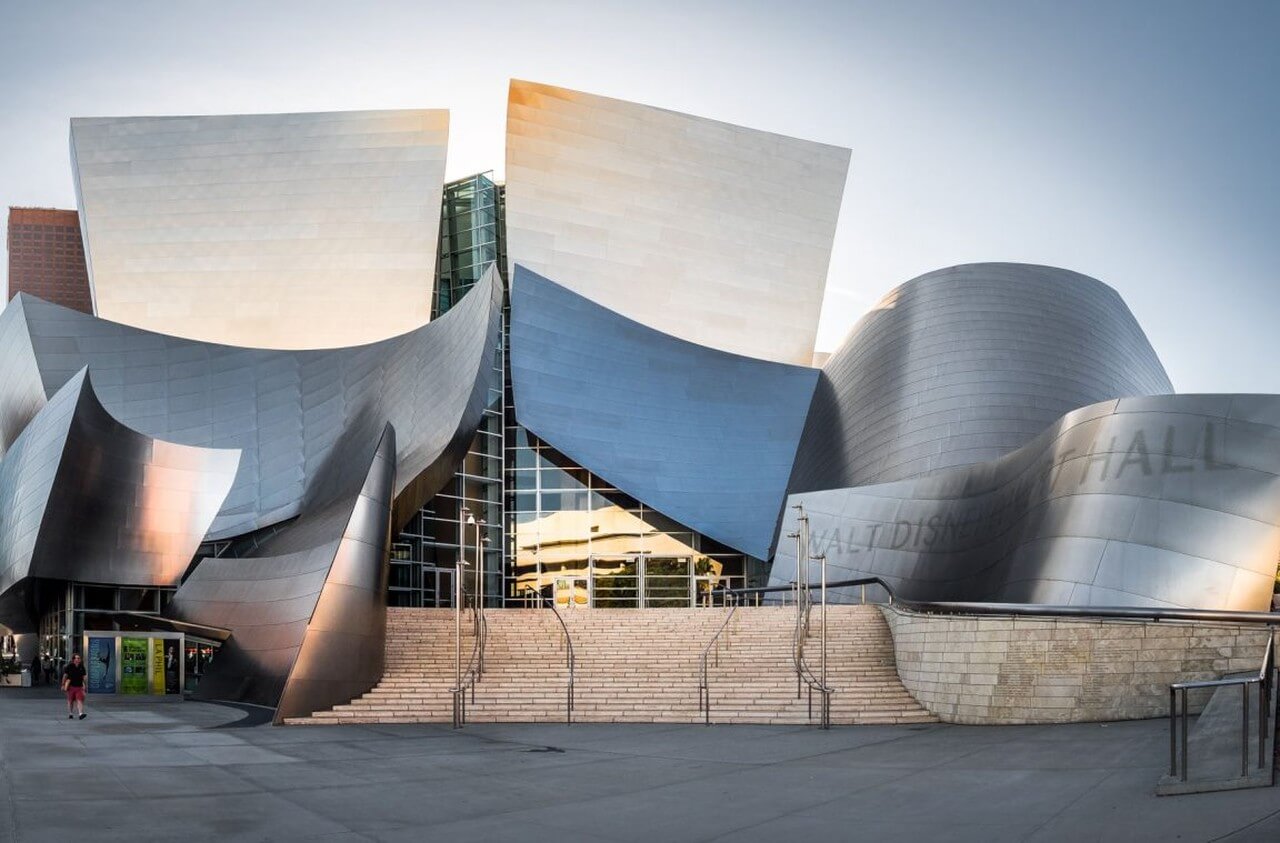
left=1, top=0, right=1276, bottom=392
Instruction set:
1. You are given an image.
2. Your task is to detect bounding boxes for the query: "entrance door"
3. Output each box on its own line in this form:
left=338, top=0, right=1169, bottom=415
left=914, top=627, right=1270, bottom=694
left=553, top=576, right=590, bottom=609
left=423, top=566, right=454, bottom=608
left=642, top=557, right=693, bottom=607
left=590, top=557, right=639, bottom=608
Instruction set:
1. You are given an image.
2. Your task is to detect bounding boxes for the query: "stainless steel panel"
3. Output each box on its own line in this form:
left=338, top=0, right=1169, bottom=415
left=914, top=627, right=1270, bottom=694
left=505, top=80, right=848, bottom=366
left=71, top=110, right=449, bottom=350
left=789, top=264, right=1174, bottom=492
left=774, top=394, right=1280, bottom=611
left=0, top=369, right=239, bottom=631
left=0, top=266, right=502, bottom=540
left=169, top=424, right=395, bottom=720
left=509, top=265, right=819, bottom=560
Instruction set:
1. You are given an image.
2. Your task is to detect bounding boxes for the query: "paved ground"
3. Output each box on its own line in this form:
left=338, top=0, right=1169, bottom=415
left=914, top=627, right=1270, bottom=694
left=0, top=687, right=1276, bottom=843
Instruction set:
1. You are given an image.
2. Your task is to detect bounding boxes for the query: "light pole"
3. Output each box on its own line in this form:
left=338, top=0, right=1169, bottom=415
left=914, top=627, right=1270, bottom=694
left=454, top=505, right=470, bottom=728
left=817, top=551, right=829, bottom=729
left=791, top=504, right=808, bottom=699
left=467, top=513, right=487, bottom=673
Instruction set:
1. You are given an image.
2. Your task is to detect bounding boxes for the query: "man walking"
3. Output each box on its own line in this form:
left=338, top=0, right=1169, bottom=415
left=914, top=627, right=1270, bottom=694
left=61, top=653, right=87, bottom=720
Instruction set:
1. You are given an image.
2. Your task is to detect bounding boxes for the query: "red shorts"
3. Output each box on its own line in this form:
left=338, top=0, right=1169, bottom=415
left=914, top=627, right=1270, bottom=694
left=65, top=686, right=85, bottom=703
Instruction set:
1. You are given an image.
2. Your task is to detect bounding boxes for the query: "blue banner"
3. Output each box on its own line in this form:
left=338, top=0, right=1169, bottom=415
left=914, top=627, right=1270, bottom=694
left=87, top=637, right=115, bottom=693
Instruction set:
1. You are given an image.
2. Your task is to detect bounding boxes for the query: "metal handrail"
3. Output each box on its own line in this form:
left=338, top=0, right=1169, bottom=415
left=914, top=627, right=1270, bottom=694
left=712, top=574, right=1279, bottom=737
left=698, top=593, right=739, bottom=725
left=781, top=508, right=834, bottom=729
left=791, top=561, right=834, bottom=728
left=719, top=577, right=1279, bottom=627
left=1168, top=632, right=1275, bottom=783
left=451, top=587, right=486, bottom=728
left=528, top=588, right=575, bottom=724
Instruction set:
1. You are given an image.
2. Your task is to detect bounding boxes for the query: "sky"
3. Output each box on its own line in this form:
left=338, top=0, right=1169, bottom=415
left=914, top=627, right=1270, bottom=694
left=1, top=0, right=1276, bottom=392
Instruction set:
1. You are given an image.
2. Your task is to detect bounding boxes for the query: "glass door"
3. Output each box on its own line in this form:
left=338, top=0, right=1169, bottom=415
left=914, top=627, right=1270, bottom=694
left=553, top=576, right=590, bottom=609
left=642, top=557, right=693, bottom=607
left=590, top=557, right=638, bottom=608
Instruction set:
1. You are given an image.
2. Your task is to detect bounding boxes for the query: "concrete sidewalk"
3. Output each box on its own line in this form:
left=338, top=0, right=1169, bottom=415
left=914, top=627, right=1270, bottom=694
left=0, top=687, right=1276, bottom=842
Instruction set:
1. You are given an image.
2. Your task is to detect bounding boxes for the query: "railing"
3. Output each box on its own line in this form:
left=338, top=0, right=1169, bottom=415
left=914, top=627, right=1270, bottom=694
left=698, top=593, right=739, bottom=725
left=712, top=573, right=1279, bottom=737
left=527, top=588, right=576, bottom=725
left=452, top=508, right=490, bottom=729
left=786, top=507, right=832, bottom=727
left=1168, top=633, right=1275, bottom=783
left=791, top=551, right=833, bottom=729
left=450, top=585, right=486, bottom=729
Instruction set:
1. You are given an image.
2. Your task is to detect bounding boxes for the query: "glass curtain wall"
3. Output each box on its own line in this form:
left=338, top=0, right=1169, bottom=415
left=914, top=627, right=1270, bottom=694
left=391, top=173, right=506, bottom=607
left=503, top=428, right=761, bottom=608
left=394, top=171, right=764, bottom=609
left=37, top=584, right=174, bottom=664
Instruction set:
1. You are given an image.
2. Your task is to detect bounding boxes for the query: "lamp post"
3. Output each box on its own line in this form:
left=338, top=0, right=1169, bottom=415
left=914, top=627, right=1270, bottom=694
left=817, top=551, right=829, bottom=729
left=454, top=505, right=471, bottom=728
left=467, top=513, right=487, bottom=673
left=791, top=504, right=808, bottom=699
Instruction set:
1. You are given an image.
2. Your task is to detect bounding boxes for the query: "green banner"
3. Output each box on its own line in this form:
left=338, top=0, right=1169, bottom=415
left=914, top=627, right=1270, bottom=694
left=150, top=639, right=165, bottom=694
left=120, top=637, right=148, bottom=695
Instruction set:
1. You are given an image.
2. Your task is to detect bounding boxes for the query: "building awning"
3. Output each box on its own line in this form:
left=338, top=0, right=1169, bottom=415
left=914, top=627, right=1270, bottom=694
left=80, top=612, right=231, bottom=643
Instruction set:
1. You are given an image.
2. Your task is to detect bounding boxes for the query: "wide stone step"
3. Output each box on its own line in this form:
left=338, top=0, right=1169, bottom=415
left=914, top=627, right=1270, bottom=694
left=291, top=606, right=936, bottom=726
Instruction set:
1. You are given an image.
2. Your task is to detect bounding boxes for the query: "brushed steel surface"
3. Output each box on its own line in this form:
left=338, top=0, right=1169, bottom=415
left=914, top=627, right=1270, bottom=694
left=773, top=395, right=1280, bottom=611
left=71, top=111, right=449, bottom=349
left=0, top=368, right=239, bottom=631
left=789, top=264, right=1174, bottom=492
left=509, top=265, right=818, bottom=559
left=505, top=80, right=849, bottom=365
left=0, top=267, right=502, bottom=540
left=169, top=424, right=395, bottom=720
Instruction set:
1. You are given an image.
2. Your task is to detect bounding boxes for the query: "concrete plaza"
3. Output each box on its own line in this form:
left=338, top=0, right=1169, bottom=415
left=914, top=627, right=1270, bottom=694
left=0, top=687, right=1275, bottom=843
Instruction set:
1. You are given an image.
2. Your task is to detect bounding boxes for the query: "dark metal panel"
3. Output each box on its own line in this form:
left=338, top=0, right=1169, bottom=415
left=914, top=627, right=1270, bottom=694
left=509, top=265, right=819, bottom=560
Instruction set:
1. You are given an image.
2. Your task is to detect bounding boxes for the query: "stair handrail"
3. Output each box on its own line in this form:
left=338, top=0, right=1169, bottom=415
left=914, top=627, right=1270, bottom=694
left=528, top=587, right=575, bottom=724
left=720, top=577, right=1280, bottom=628
left=1168, top=629, right=1275, bottom=783
left=791, top=564, right=834, bottom=728
left=788, top=506, right=834, bottom=729
left=698, top=591, right=740, bottom=725
left=450, top=582, right=486, bottom=728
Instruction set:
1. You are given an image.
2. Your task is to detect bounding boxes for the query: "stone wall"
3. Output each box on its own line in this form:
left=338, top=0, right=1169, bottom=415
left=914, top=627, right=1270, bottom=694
left=881, top=606, right=1275, bottom=724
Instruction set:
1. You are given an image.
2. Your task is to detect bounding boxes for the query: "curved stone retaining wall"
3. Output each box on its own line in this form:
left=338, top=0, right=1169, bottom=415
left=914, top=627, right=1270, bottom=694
left=881, top=605, right=1275, bottom=724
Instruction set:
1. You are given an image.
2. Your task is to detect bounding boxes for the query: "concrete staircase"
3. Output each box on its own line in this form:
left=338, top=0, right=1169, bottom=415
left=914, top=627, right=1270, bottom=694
left=286, top=605, right=936, bottom=726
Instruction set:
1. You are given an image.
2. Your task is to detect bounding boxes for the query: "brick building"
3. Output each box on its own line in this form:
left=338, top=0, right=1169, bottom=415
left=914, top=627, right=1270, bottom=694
left=6, top=207, right=93, bottom=313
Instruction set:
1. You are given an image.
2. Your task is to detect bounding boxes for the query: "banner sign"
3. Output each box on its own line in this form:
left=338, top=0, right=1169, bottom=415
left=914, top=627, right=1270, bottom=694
left=150, top=639, right=165, bottom=694
left=87, top=637, right=116, bottom=693
left=120, top=637, right=148, bottom=694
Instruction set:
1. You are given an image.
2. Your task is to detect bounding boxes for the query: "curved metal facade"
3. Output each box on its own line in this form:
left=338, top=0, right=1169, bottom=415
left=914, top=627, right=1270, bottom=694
left=169, top=424, right=395, bottom=720
left=71, top=110, right=450, bottom=350
left=509, top=265, right=818, bottom=560
left=789, top=264, right=1174, bottom=492
left=505, top=80, right=849, bottom=365
left=773, top=395, right=1280, bottom=610
left=0, top=369, right=239, bottom=631
left=0, top=267, right=502, bottom=539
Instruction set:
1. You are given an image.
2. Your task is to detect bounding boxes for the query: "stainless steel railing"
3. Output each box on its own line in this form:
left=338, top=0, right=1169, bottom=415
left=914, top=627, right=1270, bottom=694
left=450, top=584, right=486, bottom=728
left=788, top=506, right=833, bottom=728
left=452, top=508, right=491, bottom=729
left=1168, top=632, right=1275, bottom=782
left=698, top=593, right=739, bottom=725
left=713, top=570, right=1279, bottom=736
left=528, top=588, right=576, bottom=725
